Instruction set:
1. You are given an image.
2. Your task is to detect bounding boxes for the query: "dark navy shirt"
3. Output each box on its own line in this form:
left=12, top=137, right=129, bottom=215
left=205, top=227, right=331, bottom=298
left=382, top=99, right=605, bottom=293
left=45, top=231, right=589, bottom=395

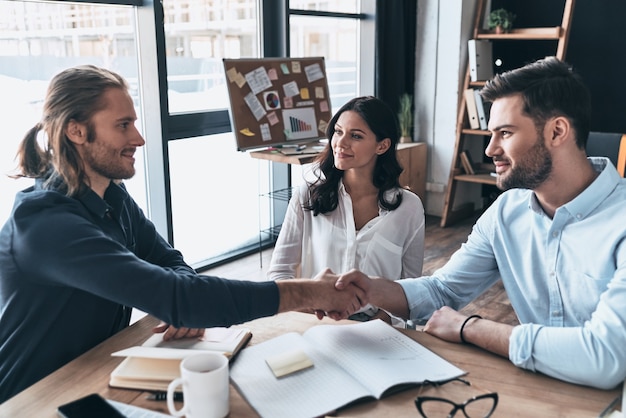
left=0, top=179, right=279, bottom=402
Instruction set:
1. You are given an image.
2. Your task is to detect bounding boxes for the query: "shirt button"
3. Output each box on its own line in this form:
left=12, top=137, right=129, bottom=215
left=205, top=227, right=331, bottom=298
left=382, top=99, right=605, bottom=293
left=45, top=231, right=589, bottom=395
left=576, top=213, right=582, bottom=219
left=552, top=231, right=559, bottom=237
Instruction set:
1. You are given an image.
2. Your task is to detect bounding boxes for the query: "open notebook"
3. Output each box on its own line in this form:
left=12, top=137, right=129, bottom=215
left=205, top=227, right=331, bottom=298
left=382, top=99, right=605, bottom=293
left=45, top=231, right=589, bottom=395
left=230, top=320, right=465, bottom=418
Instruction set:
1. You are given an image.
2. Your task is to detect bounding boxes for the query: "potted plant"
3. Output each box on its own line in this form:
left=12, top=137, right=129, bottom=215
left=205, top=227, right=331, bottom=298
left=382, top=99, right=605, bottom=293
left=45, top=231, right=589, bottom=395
left=488, top=8, right=516, bottom=34
left=398, top=93, right=413, bottom=143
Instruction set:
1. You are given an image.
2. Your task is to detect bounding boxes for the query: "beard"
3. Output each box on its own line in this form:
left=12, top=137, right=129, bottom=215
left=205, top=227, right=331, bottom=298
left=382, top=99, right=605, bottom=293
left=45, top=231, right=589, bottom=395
left=82, top=137, right=136, bottom=181
left=497, top=134, right=552, bottom=191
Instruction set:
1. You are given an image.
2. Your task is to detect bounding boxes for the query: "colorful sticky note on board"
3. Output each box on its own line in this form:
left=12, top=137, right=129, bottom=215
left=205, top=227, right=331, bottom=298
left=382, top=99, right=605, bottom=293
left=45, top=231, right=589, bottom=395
left=226, top=67, right=238, bottom=82
left=300, top=88, right=310, bottom=100
left=240, top=128, right=255, bottom=137
left=280, top=63, right=290, bottom=74
left=320, top=100, right=329, bottom=113
left=315, top=87, right=325, bottom=99
left=291, top=61, right=301, bottom=73
left=268, top=68, right=278, bottom=80
left=267, top=111, right=280, bottom=126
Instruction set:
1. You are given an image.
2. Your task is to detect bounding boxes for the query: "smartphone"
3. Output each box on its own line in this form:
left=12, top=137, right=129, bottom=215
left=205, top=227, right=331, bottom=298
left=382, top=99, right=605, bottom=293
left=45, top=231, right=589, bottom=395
left=57, top=393, right=126, bottom=418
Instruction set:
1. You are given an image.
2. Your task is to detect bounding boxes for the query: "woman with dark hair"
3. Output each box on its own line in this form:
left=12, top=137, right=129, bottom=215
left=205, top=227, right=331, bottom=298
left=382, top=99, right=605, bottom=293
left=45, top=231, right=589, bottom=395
left=268, top=96, right=425, bottom=323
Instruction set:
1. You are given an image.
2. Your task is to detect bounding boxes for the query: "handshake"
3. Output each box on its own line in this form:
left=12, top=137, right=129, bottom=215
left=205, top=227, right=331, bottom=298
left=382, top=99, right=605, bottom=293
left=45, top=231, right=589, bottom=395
left=276, top=268, right=378, bottom=320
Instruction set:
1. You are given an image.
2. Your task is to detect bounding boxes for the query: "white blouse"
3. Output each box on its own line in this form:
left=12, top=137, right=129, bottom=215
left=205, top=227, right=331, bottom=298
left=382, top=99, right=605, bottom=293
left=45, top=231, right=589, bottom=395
left=267, top=180, right=425, bottom=284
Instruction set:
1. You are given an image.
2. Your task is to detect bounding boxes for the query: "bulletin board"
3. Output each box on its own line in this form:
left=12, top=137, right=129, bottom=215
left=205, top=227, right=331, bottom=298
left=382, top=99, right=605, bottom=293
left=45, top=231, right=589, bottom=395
left=223, top=57, right=332, bottom=151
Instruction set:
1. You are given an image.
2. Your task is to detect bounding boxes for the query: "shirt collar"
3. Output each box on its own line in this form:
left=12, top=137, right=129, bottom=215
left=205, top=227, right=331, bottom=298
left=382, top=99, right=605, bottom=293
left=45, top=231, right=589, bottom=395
left=39, top=174, right=129, bottom=219
left=529, top=157, right=621, bottom=219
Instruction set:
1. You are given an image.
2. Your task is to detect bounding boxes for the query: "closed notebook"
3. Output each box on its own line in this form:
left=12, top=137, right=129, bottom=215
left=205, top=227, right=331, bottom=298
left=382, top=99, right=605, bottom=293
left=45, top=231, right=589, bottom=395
left=109, top=327, right=251, bottom=391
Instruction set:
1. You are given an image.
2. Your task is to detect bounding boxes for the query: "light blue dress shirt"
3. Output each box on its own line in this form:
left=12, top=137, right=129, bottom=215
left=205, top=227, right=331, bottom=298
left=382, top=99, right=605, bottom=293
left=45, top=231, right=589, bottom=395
left=399, top=157, right=626, bottom=389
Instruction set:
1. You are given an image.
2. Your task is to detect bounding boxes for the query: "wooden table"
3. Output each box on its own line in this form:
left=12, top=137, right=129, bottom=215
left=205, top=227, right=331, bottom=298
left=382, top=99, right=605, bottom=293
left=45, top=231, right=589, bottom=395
left=1, top=312, right=620, bottom=417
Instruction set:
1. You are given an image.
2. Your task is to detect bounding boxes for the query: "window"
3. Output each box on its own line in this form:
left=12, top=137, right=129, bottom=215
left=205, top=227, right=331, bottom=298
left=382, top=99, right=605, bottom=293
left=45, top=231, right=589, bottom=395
left=288, top=0, right=374, bottom=186
left=0, top=0, right=146, bottom=223
left=159, top=0, right=269, bottom=268
left=161, top=1, right=374, bottom=269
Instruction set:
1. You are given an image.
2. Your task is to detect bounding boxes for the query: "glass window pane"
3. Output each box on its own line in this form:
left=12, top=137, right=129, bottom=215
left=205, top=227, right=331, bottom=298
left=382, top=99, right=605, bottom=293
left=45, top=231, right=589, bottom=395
left=0, top=1, right=147, bottom=223
left=162, top=0, right=259, bottom=114
left=289, top=15, right=358, bottom=113
left=289, top=0, right=359, bottom=13
left=168, top=133, right=271, bottom=268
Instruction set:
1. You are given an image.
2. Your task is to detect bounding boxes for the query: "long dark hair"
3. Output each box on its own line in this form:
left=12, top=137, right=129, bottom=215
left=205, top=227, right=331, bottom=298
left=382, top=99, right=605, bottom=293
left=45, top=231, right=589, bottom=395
left=12, top=65, right=129, bottom=196
left=305, top=96, right=404, bottom=215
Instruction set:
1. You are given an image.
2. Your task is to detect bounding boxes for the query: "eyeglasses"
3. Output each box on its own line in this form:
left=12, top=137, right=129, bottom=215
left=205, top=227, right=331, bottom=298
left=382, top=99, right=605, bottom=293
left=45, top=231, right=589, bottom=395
left=414, top=378, right=498, bottom=418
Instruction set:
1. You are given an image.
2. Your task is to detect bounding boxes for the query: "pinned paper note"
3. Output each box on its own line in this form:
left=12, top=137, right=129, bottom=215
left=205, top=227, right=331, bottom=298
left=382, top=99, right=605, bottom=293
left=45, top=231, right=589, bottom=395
left=265, top=349, right=313, bottom=378
left=283, top=80, right=299, bottom=98
left=245, top=66, right=273, bottom=95
left=304, top=63, right=324, bottom=83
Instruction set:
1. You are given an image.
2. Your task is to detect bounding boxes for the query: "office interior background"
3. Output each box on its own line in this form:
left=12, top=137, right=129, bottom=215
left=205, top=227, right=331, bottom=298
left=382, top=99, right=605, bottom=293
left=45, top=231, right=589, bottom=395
left=0, top=0, right=623, bottom=272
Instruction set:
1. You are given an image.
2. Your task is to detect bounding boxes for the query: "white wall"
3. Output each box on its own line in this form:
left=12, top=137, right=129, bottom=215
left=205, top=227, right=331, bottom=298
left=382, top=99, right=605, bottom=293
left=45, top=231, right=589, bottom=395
left=413, top=0, right=479, bottom=216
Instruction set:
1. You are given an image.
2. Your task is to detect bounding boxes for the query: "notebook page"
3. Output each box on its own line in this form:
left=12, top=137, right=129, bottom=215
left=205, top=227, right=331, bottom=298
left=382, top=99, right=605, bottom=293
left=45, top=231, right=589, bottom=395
left=303, top=320, right=465, bottom=398
left=230, top=332, right=371, bottom=418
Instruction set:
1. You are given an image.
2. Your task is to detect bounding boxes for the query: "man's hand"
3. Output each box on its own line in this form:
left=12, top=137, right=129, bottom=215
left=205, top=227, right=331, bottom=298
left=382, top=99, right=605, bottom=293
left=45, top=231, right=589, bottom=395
left=422, top=306, right=468, bottom=342
left=423, top=306, right=512, bottom=358
left=311, top=268, right=368, bottom=319
left=336, top=269, right=410, bottom=319
left=152, top=321, right=205, bottom=341
left=334, top=269, right=372, bottom=293
left=277, top=268, right=368, bottom=320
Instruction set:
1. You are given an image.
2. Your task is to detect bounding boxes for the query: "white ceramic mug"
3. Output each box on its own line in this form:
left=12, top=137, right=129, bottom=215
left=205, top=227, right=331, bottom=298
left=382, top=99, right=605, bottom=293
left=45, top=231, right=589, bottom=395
left=167, top=352, right=230, bottom=418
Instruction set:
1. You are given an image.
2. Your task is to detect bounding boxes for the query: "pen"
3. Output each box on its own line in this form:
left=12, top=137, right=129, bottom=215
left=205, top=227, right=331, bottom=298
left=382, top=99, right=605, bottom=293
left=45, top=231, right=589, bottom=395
left=146, top=392, right=183, bottom=402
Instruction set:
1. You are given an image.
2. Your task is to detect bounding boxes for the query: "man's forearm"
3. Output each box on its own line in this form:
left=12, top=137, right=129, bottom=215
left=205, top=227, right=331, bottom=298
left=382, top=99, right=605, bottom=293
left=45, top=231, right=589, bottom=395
left=276, top=279, right=315, bottom=313
left=461, top=316, right=511, bottom=357
left=276, top=275, right=365, bottom=318
left=368, top=278, right=410, bottom=319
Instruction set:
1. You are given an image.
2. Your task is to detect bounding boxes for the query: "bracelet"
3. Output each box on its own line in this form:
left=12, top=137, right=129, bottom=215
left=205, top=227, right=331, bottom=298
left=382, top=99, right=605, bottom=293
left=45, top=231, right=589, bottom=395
left=460, top=314, right=482, bottom=344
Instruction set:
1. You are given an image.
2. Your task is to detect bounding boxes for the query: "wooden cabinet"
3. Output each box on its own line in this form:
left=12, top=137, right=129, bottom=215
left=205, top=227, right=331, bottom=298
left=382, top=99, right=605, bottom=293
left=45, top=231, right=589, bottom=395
left=397, top=142, right=427, bottom=204
left=439, top=0, right=575, bottom=227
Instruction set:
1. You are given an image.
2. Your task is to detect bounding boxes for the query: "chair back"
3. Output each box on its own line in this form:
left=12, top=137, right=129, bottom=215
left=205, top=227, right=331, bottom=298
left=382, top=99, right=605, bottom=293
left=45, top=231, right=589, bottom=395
left=585, top=132, right=626, bottom=177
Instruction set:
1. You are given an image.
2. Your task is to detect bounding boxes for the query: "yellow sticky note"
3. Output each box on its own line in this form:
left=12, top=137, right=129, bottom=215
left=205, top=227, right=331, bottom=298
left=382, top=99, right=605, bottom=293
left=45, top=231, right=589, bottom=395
left=265, top=349, right=314, bottom=378
left=300, top=88, right=310, bottom=100
left=239, top=128, right=255, bottom=137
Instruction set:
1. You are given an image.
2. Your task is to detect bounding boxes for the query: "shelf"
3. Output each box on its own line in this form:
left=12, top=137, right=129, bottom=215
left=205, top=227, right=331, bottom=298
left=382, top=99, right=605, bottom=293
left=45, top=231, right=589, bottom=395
left=461, top=128, right=490, bottom=136
left=469, top=80, right=487, bottom=88
left=260, top=187, right=294, bottom=202
left=260, top=225, right=283, bottom=240
left=258, top=187, right=295, bottom=267
left=476, top=27, right=562, bottom=40
left=453, top=174, right=497, bottom=185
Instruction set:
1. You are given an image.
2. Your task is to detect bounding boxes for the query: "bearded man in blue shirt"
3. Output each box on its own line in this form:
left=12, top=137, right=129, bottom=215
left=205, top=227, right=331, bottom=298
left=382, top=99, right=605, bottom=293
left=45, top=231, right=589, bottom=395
left=333, top=56, right=626, bottom=390
left=0, top=65, right=366, bottom=403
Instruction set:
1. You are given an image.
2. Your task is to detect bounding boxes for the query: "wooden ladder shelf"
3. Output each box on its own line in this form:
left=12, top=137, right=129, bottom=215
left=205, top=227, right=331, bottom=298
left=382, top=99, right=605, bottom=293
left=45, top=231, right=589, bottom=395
left=440, top=0, right=575, bottom=227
